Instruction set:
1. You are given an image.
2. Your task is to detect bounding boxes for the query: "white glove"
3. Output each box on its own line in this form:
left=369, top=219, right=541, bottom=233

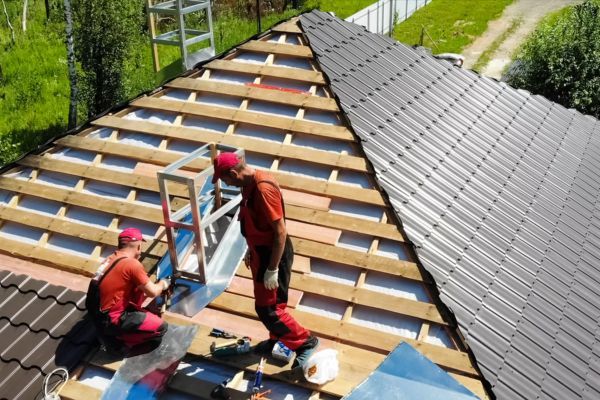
left=161, top=277, right=171, bottom=291
left=264, top=268, right=279, bottom=290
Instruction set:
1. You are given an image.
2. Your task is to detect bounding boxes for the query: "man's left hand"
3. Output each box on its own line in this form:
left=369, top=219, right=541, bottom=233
left=264, top=268, right=279, bottom=290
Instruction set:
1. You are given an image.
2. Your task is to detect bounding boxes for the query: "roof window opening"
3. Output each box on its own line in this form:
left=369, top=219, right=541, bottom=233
left=51, top=148, right=96, bottom=164
left=303, top=110, right=341, bottom=125
left=336, top=171, right=372, bottom=189
left=100, top=156, right=137, bottom=172
left=350, top=305, right=421, bottom=339
left=337, top=231, right=373, bottom=253
left=37, top=171, right=79, bottom=189
left=247, top=100, right=299, bottom=118
left=260, top=77, right=311, bottom=93
left=309, top=259, right=359, bottom=286
left=231, top=51, right=268, bottom=65
left=118, top=132, right=162, bottom=149
left=0, top=190, right=14, bottom=205
left=208, top=71, right=257, bottom=85
left=17, top=196, right=62, bottom=216
left=196, top=93, right=243, bottom=109
left=272, top=56, right=311, bottom=70
left=245, top=153, right=275, bottom=169
left=124, top=109, right=176, bottom=125
left=235, top=123, right=285, bottom=143
left=7, top=167, right=34, bottom=180
left=84, top=180, right=130, bottom=200
left=182, top=116, right=229, bottom=133
left=376, top=239, right=411, bottom=261
left=363, top=271, right=429, bottom=302
left=47, top=233, right=96, bottom=257
left=0, top=222, right=44, bottom=244
left=167, top=139, right=204, bottom=154
left=161, top=89, right=192, bottom=102
left=135, top=189, right=161, bottom=206
left=64, top=206, right=113, bottom=227
left=291, top=134, right=355, bottom=154
left=87, top=127, right=113, bottom=140
left=425, top=325, right=454, bottom=348
left=278, top=159, right=331, bottom=181
left=297, top=294, right=347, bottom=320
left=118, top=218, right=159, bottom=237
left=329, top=199, right=384, bottom=221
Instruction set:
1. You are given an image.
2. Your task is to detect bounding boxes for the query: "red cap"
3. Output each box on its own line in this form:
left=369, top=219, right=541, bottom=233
left=118, top=227, right=146, bottom=243
left=212, top=152, right=241, bottom=184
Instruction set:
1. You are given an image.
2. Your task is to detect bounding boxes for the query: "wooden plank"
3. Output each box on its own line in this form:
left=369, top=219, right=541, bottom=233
left=205, top=59, right=325, bottom=84
left=450, top=373, right=491, bottom=400
left=227, top=274, right=302, bottom=308
left=235, top=265, right=444, bottom=324
left=238, top=40, right=313, bottom=58
left=208, top=291, right=476, bottom=375
left=131, top=96, right=355, bottom=142
left=94, top=115, right=367, bottom=171
left=60, top=380, right=101, bottom=400
left=18, top=155, right=189, bottom=198
left=291, top=237, right=424, bottom=281
left=166, top=77, right=339, bottom=111
left=58, top=134, right=383, bottom=206
left=272, top=20, right=302, bottom=33
left=292, top=254, right=311, bottom=273
left=286, top=219, right=341, bottom=245
left=0, top=236, right=99, bottom=276
left=0, top=176, right=164, bottom=224
left=286, top=204, right=405, bottom=242
left=281, top=189, right=331, bottom=211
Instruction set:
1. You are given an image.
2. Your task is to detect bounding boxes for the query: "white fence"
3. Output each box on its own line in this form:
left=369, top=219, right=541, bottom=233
left=346, top=0, right=430, bottom=36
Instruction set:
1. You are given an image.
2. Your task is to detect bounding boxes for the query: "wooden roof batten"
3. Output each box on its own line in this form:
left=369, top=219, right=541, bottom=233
left=0, top=18, right=490, bottom=400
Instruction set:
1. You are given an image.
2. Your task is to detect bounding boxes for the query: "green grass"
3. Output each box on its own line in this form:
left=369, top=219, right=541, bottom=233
left=472, top=17, right=522, bottom=72
left=394, top=0, right=514, bottom=54
left=307, top=0, right=376, bottom=19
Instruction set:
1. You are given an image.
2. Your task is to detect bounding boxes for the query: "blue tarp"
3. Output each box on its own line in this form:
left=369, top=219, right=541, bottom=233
left=343, top=342, right=481, bottom=400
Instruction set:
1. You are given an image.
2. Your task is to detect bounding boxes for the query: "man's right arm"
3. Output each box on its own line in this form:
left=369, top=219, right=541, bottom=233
left=138, top=279, right=169, bottom=298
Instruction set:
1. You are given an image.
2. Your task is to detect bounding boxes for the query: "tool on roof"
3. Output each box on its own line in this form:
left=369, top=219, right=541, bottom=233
left=210, top=328, right=237, bottom=339
left=250, top=389, right=271, bottom=400
left=210, top=378, right=232, bottom=400
left=252, top=357, right=266, bottom=394
left=211, top=337, right=251, bottom=357
left=271, top=341, right=293, bottom=363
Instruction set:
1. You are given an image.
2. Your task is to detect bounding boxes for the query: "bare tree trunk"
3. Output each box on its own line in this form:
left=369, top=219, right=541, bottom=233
left=64, top=0, right=77, bottom=129
left=22, top=0, right=28, bottom=31
left=45, top=0, right=50, bottom=20
left=1, top=0, right=15, bottom=43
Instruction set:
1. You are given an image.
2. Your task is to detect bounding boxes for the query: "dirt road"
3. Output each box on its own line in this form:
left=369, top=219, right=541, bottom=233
left=462, top=0, right=582, bottom=78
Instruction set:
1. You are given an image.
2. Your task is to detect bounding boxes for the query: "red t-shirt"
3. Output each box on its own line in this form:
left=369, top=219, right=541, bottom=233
left=98, top=251, right=149, bottom=318
left=242, top=170, right=284, bottom=233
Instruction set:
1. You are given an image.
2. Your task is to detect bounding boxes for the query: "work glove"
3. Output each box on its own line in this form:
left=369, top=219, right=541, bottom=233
left=161, top=277, right=171, bottom=292
left=263, top=268, right=279, bottom=290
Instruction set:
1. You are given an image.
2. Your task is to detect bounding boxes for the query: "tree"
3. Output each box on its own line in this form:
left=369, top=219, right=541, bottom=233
left=73, top=0, right=138, bottom=118
left=505, top=0, right=600, bottom=118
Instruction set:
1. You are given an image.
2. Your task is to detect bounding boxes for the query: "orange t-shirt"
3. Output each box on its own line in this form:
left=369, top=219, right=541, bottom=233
left=243, top=170, right=284, bottom=233
left=98, top=251, right=149, bottom=316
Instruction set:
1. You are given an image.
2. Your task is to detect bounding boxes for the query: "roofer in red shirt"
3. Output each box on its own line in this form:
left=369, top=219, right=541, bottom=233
left=90, top=227, right=170, bottom=352
left=212, top=152, right=319, bottom=368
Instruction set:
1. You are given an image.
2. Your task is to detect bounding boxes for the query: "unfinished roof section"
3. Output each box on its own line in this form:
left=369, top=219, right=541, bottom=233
left=0, top=270, right=95, bottom=400
left=0, top=18, right=486, bottom=399
left=300, top=10, right=600, bottom=400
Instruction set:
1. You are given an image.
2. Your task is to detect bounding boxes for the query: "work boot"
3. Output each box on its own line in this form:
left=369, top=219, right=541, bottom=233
left=253, top=338, right=277, bottom=355
left=292, top=336, right=319, bottom=369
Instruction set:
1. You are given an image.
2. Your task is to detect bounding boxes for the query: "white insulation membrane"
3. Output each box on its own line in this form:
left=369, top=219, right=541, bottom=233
left=350, top=305, right=421, bottom=339
left=309, top=259, right=359, bottom=286
left=297, top=294, right=347, bottom=320
left=363, top=271, right=429, bottom=302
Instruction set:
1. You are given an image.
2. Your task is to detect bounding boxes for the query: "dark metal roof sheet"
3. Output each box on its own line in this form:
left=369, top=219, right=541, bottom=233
left=300, top=10, right=600, bottom=400
left=0, top=270, right=96, bottom=400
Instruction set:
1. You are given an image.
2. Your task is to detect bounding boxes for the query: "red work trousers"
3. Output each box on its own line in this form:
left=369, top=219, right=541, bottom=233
left=250, top=236, right=310, bottom=350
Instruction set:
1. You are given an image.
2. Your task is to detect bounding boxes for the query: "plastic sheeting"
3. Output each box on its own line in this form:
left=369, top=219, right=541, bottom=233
left=343, top=342, right=480, bottom=400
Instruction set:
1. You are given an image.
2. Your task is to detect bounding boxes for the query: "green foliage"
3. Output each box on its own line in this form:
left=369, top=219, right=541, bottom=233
left=506, top=1, right=600, bottom=118
left=304, top=0, right=376, bottom=19
left=394, top=0, right=513, bottom=54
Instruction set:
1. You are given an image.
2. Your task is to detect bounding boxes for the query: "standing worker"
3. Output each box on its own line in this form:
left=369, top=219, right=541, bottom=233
left=90, top=228, right=170, bottom=352
left=212, top=152, right=319, bottom=368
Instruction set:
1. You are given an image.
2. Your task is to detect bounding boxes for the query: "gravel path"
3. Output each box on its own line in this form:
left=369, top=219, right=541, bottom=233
left=462, top=0, right=582, bottom=78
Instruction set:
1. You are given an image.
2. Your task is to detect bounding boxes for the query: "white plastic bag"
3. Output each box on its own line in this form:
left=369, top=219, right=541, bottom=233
left=302, top=349, right=339, bottom=384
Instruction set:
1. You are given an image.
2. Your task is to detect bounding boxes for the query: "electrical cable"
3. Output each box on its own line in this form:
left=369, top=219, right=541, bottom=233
left=43, top=367, right=69, bottom=400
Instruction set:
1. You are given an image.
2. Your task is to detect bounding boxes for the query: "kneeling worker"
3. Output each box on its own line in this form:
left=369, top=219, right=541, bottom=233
left=212, top=152, right=319, bottom=368
left=92, top=227, right=170, bottom=351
